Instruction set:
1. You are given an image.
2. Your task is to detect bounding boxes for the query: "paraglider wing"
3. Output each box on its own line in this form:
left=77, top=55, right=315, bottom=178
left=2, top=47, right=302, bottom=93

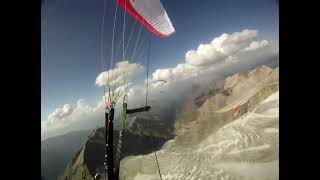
left=233, top=106, right=240, bottom=117
left=116, top=0, right=175, bottom=38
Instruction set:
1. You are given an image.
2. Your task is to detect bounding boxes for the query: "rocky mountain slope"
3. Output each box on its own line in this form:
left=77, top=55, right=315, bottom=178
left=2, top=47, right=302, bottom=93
left=120, top=65, right=279, bottom=180
left=41, top=130, right=91, bottom=180
left=60, top=65, right=279, bottom=180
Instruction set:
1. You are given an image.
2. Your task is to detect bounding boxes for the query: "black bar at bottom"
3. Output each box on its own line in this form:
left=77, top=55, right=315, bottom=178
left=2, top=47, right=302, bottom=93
left=104, top=111, right=108, bottom=180
left=126, top=106, right=151, bottom=114
left=107, top=108, right=114, bottom=180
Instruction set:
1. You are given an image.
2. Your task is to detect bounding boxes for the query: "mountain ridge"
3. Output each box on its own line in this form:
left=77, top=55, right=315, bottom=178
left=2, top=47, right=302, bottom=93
left=59, top=64, right=279, bottom=180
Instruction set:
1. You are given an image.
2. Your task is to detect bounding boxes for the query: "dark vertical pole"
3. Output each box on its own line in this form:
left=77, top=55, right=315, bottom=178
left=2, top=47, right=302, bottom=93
left=107, top=107, right=115, bottom=179
left=104, top=110, right=109, bottom=180
left=114, top=102, right=128, bottom=180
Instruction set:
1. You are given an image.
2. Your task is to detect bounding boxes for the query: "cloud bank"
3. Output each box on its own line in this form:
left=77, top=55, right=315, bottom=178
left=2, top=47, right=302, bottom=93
left=95, top=61, right=144, bottom=87
left=41, top=99, right=105, bottom=140
left=41, top=29, right=279, bottom=141
left=150, top=29, right=276, bottom=84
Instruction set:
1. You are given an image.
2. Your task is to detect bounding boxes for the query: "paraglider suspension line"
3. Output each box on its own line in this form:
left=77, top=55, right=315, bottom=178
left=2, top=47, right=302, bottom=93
left=146, top=38, right=150, bottom=106
left=146, top=37, right=163, bottom=180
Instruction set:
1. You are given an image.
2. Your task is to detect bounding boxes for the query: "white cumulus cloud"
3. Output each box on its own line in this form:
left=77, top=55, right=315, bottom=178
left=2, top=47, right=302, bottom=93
left=95, top=61, right=144, bottom=87
left=48, top=104, right=73, bottom=121
left=41, top=99, right=104, bottom=140
left=185, top=29, right=259, bottom=67
left=151, top=29, right=276, bottom=84
left=244, top=40, right=269, bottom=51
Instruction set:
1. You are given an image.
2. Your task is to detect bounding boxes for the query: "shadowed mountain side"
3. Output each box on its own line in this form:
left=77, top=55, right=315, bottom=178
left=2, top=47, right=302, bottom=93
left=59, top=126, right=172, bottom=180
left=41, top=130, right=90, bottom=180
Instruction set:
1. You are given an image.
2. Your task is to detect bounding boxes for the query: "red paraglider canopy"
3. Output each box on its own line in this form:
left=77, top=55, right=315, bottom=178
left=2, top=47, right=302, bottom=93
left=116, top=0, right=175, bottom=38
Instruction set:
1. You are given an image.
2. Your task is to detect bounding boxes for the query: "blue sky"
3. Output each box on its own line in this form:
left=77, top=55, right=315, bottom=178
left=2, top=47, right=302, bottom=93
left=41, top=0, right=278, bottom=121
